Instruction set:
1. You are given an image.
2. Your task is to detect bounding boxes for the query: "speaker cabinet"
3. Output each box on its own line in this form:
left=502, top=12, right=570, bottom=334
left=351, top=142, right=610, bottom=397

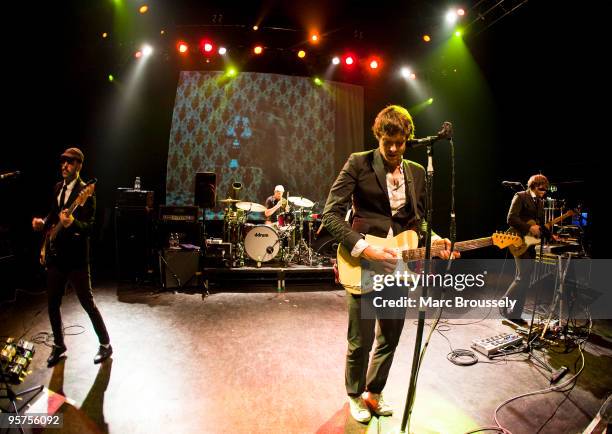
left=114, top=206, right=154, bottom=281
left=160, top=249, right=200, bottom=289
left=194, top=172, right=216, bottom=209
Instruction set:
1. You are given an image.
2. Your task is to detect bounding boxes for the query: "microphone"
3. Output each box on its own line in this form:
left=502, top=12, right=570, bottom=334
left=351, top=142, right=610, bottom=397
left=405, top=136, right=440, bottom=148
left=0, top=170, right=20, bottom=180
left=502, top=181, right=523, bottom=188
left=406, top=121, right=453, bottom=149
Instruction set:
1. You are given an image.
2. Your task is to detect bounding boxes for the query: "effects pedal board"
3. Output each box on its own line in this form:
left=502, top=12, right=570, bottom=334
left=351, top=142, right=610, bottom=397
left=471, top=333, right=523, bottom=357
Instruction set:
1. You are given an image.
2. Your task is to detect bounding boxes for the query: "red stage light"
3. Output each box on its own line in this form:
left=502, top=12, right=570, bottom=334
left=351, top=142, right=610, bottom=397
left=199, top=40, right=214, bottom=55
left=344, top=56, right=354, bottom=65
left=254, top=45, right=263, bottom=55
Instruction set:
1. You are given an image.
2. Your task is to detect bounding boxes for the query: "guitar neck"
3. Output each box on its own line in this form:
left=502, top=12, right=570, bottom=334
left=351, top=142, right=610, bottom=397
left=404, top=237, right=492, bottom=261
left=545, top=211, right=574, bottom=229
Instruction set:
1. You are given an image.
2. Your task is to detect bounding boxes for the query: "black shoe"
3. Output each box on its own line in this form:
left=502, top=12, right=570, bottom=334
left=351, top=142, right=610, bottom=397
left=47, top=345, right=67, bottom=367
left=94, top=345, right=113, bottom=364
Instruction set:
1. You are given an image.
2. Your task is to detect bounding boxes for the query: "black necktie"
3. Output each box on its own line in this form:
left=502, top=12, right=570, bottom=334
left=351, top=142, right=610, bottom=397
left=59, top=184, right=67, bottom=209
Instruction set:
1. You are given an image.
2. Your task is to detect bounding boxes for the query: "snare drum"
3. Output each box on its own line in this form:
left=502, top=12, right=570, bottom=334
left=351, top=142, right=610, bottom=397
left=243, top=225, right=280, bottom=262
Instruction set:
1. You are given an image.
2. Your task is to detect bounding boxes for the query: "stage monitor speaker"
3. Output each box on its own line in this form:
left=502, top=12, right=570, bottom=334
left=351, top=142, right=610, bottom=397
left=160, top=249, right=200, bottom=289
left=194, top=172, right=216, bottom=209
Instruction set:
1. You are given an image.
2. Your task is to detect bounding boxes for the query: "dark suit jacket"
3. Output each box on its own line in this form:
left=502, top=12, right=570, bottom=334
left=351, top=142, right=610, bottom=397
left=322, top=149, right=428, bottom=252
left=44, top=177, right=96, bottom=268
left=507, top=190, right=545, bottom=237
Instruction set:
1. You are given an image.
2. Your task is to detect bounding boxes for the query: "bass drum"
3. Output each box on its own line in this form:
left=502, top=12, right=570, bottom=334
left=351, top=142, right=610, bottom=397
left=244, top=225, right=280, bottom=262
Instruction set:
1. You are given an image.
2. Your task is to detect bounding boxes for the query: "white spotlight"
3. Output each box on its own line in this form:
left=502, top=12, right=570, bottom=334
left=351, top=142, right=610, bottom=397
left=332, top=56, right=340, bottom=65
left=446, top=10, right=458, bottom=24
left=142, top=44, right=153, bottom=57
left=218, top=47, right=227, bottom=55
left=400, top=67, right=412, bottom=79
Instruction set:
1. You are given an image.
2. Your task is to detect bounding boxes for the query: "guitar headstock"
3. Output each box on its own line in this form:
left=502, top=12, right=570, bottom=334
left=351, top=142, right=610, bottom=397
left=74, top=178, right=97, bottom=207
left=492, top=231, right=522, bottom=249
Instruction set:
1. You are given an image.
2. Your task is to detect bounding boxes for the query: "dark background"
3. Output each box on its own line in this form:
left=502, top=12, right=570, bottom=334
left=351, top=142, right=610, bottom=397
left=0, top=0, right=597, bottom=289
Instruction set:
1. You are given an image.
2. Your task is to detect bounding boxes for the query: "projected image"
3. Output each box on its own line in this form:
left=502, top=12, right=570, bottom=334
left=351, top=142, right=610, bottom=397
left=166, top=71, right=363, bottom=218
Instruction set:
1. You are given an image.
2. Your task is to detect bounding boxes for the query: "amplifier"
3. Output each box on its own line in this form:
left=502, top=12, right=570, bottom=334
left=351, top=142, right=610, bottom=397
left=116, top=188, right=154, bottom=208
left=160, top=249, right=200, bottom=289
left=471, top=333, right=522, bottom=357
left=206, top=241, right=232, bottom=259
left=159, top=205, right=199, bottom=222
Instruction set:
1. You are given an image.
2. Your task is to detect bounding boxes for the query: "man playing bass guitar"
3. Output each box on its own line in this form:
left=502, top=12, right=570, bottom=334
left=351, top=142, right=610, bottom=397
left=32, top=147, right=112, bottom=367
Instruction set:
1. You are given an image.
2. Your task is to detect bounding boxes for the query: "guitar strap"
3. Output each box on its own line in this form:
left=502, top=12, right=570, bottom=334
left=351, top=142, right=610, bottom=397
left=403, top=160, right=421, bottom=237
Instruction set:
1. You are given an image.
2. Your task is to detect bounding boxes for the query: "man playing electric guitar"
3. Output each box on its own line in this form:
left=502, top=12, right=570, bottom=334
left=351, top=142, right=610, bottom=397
left=501, top=174, right=550, bottom=325
left=322, top=105, right=458, bottom=423
left=32, top=147, right=112, bottom=367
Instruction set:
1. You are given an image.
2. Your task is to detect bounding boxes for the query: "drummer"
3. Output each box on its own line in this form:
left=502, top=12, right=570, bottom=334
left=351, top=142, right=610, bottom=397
left=264, top=185, right=289, bottom=225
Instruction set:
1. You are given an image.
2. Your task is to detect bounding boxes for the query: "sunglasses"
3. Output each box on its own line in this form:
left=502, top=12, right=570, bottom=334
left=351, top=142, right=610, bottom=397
left=60, top=157, right=78, bottom=165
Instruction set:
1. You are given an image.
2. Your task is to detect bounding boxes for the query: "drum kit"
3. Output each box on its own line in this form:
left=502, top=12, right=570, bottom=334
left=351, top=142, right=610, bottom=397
left=218, top=195, right=324, bottom=267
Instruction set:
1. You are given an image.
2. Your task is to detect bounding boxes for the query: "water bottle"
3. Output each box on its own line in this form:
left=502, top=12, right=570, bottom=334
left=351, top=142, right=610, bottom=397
left=134, top=176, right=141, bottom=190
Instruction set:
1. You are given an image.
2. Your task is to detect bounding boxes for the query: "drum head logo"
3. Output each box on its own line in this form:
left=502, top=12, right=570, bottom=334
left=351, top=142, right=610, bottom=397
left=254, top=232, right=269, bottom=237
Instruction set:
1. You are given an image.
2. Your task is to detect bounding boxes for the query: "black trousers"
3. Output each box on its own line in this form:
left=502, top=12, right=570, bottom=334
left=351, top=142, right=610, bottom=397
left=503, top=248, right=536, bottom=319
left=47, top=264, right=110, bottom=347
left=345, top=292, right=405, bottom=397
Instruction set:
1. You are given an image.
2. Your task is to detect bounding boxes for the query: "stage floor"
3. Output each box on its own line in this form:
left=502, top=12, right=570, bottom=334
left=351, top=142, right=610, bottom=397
left=1, top=282, right=611, bottom=434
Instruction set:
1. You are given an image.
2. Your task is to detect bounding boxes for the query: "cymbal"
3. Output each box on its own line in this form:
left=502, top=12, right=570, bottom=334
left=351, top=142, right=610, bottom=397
left=288, top=196, right=314, bottom=208
left=218, top=198, right=240, bottom=203
left=236, top=201, right=266, bottom=212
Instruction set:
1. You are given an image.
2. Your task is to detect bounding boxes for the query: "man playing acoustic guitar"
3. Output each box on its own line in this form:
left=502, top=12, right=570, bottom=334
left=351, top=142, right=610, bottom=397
left=32, top=147, right=112, bottom=367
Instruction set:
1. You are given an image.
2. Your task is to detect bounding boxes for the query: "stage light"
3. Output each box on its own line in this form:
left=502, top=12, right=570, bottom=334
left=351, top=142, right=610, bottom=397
left=446, top=10, right=458, bottom=24
left=298, top=50, right=306, bottom=58
left=332, top=56, right=340, bottom=65
left=253, top=25, right=259, bottom=31
left=160, top=30, right=166, bottom=35
left=428, top=98, right=434, bottom=104
left=401, top=67, right=412, bottom=78
left=218, top=47, right=227, bottom=55
left=102, top=32, right=108, bottom=39
left=134, top=50, right=142, bottom=59
left=457, top=8, right=465, bottom=16
left=410, top=73, right=416, bottom=80
left=139, top=5, right=148, bottom=14
left=177, top=41, right=189, bottom=54
left=344, top=56, right=354, bottom=65
left=201, top=41, right=213, bottom=53
left=142, top=45, right=153, bottom=57
left=455, top=30, right=462, bottom=37
left=314, top=77, right=322, bottom=86
left=423, top=35, right=431, bottom=42
left=368, top=58, right=380, bottom=70
left=108, top=74, right=114, bottom=82
left=310, top=33, right=319, bottom=43
left=253, top=45, right=263, bottom=55
left=227, top=67, right=237, bottom=77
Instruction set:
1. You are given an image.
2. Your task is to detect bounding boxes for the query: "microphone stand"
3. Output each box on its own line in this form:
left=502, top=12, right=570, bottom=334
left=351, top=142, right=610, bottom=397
left=400, top=143, right=435, bottom=433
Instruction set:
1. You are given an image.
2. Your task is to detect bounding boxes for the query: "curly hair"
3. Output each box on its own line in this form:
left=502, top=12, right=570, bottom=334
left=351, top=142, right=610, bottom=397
left=372, top=105, right=415, bottom=141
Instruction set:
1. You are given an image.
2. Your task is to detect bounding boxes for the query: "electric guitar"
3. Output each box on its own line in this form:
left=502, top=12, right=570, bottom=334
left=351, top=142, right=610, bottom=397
left=506, top=210, right=575, bottom=257
left=336, top=230, right=522, bottom=294
left=39, top=179, right=97, bottom=266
